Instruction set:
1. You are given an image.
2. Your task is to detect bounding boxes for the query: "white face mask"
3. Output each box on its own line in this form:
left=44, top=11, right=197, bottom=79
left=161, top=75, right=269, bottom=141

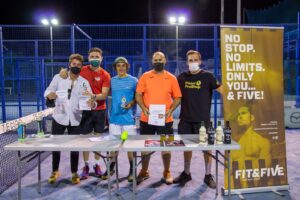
left=188, top=62, right=200, bottom=72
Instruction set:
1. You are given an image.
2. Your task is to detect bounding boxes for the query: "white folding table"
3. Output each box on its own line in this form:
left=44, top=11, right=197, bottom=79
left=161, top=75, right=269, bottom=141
left=122, top=134, right=240, bottom=200
left=5, top=135, right=122, bottom=200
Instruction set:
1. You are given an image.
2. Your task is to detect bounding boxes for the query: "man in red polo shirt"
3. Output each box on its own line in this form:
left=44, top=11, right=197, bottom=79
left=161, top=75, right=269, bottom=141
left=60, top=47, right=110, bottom=179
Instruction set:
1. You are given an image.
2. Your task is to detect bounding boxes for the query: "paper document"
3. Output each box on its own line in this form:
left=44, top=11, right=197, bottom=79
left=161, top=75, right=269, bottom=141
left=148, top=104, right=166, bottom=126
left=88, top=135, right=117, bottom=142
left=79, top=95, right=91, bottom=110
left=56, top=90, right=68, bottom=104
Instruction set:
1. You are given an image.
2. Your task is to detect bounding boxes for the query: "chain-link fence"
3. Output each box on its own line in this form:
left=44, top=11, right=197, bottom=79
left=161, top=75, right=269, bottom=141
left=0, top=24, right=299, bottom=122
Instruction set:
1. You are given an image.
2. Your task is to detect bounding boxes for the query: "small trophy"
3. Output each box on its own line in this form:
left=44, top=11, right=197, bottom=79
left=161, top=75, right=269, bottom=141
left=121, top=96, right=127, bottom=108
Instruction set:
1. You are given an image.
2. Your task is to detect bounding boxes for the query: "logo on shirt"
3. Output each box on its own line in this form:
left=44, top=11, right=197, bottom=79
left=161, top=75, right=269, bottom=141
left=82, top=82, right=88, bottom=90
left=95, top=77, right=101, bottom=81
left=185, top=81, right=201, bottom=89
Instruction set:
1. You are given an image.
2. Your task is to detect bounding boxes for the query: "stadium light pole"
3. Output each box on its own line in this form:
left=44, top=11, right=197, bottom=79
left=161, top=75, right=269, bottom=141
left=237, top=0, right=241, bottom=24
left=221, top=0, right=224, bottom=24
left=169, top=15, right=186, bottom=70
left=41, top=18, right=59, bottom=76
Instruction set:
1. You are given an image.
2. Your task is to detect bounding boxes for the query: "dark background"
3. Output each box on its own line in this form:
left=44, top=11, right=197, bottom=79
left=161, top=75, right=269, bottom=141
left=0, top=0, right=283, bottom=24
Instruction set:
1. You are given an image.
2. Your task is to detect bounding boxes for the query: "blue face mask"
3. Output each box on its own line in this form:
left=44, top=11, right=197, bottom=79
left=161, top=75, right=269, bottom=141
left=90, top=59, right=101, bottom=67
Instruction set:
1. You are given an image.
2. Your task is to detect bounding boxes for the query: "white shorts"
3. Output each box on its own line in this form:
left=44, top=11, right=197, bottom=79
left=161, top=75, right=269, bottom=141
left=109, top=124, right=137, bottom=136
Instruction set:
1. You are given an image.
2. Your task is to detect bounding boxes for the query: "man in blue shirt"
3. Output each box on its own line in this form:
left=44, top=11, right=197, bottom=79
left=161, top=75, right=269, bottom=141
left=101, top=57, right=137, bottom=182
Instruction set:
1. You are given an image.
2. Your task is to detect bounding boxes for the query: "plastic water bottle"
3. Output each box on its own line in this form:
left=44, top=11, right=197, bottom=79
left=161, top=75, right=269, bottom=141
left=37, top=120, right=44, bottom=137
left=199, top=121, right=207, bottom=144
left=18, top=124, right=26, bottom=142
left=216, top=121, right=224, bottom=144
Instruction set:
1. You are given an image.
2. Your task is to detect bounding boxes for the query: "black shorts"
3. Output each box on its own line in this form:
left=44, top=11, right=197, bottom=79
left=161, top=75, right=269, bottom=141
left=52, top=120, right=81, bottom=135
left=140, top=121, right=174, bottom=135
left=178, top=120, right=209, bottom=135
left=80, top=110, right=106, bottom=134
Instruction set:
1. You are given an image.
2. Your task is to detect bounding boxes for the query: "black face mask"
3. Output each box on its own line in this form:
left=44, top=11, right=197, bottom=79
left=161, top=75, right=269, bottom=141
left=153, top=62, right=164, bottom=71
left=70, top=67, right=81, bottom=75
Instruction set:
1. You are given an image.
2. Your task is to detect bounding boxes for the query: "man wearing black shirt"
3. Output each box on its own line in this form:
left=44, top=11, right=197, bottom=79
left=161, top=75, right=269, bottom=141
left=174, top=50, right=223, bottom=188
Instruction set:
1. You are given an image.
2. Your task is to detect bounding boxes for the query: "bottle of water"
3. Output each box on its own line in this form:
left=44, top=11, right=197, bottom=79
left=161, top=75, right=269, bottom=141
left=199, top=121, right=207, bottom=144
left=37, top=120, right=44, bottom=137
left=216, top=121, right=224, bottom=144
left=18, top=123, right=26, bottom=142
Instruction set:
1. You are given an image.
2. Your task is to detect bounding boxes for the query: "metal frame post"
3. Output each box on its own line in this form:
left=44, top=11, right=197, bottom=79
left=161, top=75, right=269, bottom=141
left=0, top=26, right=6, bottom=122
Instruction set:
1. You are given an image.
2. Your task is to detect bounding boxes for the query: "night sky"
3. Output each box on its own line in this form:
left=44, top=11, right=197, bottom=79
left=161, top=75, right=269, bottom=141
left=0, top=0, right=283, bottom=24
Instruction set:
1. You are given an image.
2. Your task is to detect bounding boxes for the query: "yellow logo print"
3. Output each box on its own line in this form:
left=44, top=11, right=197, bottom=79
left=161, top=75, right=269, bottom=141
left=185, top=81, right=201, bottom=89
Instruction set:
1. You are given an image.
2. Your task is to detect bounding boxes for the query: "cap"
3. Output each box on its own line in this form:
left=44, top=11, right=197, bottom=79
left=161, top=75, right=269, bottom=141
left=113, top=57, right=129, bottom=68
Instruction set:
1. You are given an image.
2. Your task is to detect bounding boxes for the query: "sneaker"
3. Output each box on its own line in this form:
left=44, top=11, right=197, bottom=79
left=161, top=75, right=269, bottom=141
left=173, top=171, right=192, bottom=184
left=127, top=173, right=134, bottom=182
left=162, top=170, right=173, bottom=185
left=71, top=173, right=80, bottom=184
left=93, top=164, right=102, bottom=177
left=48, top=171, right=60, bottom=184
left=101, top=170, right=115, bottom=180
left=136, top=170, right=150, bottom=184
left=101, top=162, right=115, bottom=180
left=127, top=168, right=134, bottom=182
left=204, top=174, right=216, bottom=189
left=81, top=165, right=90, bottom=180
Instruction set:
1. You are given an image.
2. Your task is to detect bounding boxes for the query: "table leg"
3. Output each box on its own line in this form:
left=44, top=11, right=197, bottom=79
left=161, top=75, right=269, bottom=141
left=115, top=153, right=120, bottom=196
left=107, top=152, right=111, bottom=200
left=132, top=152, right=137, bottom=200
left=216, top=150, right=218, bottom=196
left=228, top=150, right=231, bottom=199
left=38, top=152, right=41, bottom=194
left=17, top=151, right=21, bottom=200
